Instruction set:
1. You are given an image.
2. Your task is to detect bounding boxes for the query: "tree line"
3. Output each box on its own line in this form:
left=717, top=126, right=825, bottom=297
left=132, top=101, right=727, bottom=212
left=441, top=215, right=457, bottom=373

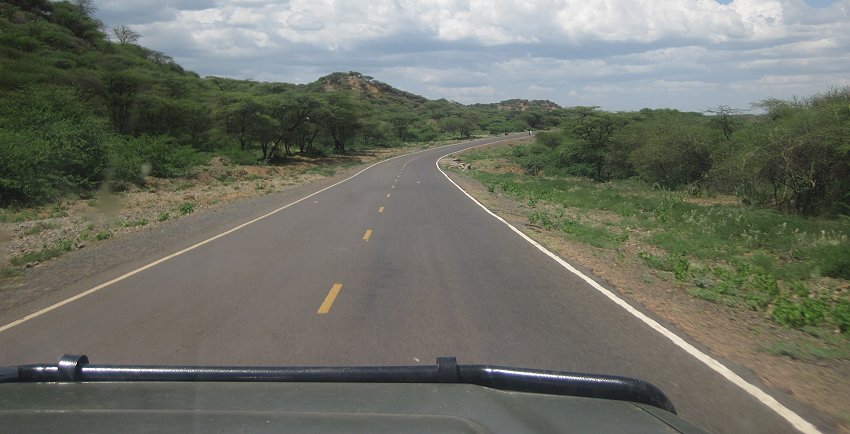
left=7, top=0, right=844, bottom=217
left=0, top=1, right=558, bottom=207
left=520, top=90, right=850, bottom=216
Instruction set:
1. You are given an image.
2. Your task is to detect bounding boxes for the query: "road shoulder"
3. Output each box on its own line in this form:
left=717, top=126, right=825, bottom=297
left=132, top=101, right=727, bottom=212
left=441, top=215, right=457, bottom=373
left=440, top=141, right=848, bottom=434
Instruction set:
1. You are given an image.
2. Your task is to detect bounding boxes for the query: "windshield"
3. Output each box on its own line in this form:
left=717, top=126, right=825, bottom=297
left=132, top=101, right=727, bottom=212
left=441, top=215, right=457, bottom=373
left=0, top=1, right=847, bottom=433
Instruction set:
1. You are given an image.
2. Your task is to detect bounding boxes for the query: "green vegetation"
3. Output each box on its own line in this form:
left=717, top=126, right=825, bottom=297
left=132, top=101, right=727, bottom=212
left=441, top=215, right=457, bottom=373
left=156, top=211, right=170, bottom=222
left=178, top=202, right=195, bottom=215
left=0, top=267, right=21, bottom=279
left=78, top=223, right=95, bottom=240
left=512, top=99, right=849, bottom=216
left=118, top=218, right=148, bottom=227
left=458, top=144, right=850, bottom=354
left=0, top=208, right=39, bottom=223
left=0, top=1, right=549, bottom=209
left=301, top=166, right=337, bottom=177
left=94, top=229, right=112, bottom=240
left=761, top=326, right=850, bottom=361
left=24, top=222, right=59, bottom=235
left=10, top=239, right=74, bottom=266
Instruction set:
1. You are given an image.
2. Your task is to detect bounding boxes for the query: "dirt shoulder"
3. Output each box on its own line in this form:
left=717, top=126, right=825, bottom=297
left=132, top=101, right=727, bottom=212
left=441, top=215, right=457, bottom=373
left=442, top=140, right=849, bottom=433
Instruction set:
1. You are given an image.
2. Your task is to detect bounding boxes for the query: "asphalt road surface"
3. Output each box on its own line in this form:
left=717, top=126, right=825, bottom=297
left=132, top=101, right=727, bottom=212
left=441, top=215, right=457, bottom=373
left=0, top=136, right=828, bottom=433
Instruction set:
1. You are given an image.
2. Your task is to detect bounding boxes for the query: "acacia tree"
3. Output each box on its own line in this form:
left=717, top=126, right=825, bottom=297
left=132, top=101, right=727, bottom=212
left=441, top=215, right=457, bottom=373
left=294, top=119, right=321, bottom=154
left=628, top=119, right=712, bottom=189
left=458, top=112, right=479, bottom=139
left=745, top=93, right=850, bottom=214
left=561, top=106, right=628, bottom=180
left=251, top=112, right=277, bottom=161
left=266, top=94, right=320, bottom=158
left=103, top=71, right=144, bottom=134
left=112, top=25, right=139, bottom=44
left=438, top=116, right=462, bottom=137
left=706, top=105, right=743, bottom=141
left=389, top=113, right=416, bottom=141
left=224, top=96, right=262, bottom=150
left=521, top=110, right=544, bottom=129
left=361, top=119, right=392, bottom=147
left=179, top=100, right=213, bottom=150
left=318, top=93, right=362, bottom=154
left=72, top=0, right=95, bottom=16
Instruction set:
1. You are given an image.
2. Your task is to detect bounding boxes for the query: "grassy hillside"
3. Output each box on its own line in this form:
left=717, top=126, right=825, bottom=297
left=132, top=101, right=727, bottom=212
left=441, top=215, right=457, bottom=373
left=0, top=1, right=553, bottom=208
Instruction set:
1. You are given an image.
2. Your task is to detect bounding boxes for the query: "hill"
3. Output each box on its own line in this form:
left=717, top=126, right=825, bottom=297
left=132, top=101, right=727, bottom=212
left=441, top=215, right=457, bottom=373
left=313, top=71, right=428, bottom=105
left=0, top=1, right=559, bottom=207
left=472, top=99, right=562, bottom=111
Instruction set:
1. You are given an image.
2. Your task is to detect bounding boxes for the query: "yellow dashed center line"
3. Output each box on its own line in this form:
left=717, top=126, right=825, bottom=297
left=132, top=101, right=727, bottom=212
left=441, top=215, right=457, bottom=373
left=378, top=206, right=384, bottom=213
left=386, top=193, right=391, bottom=198
left=363, top=229, right=373, bottom=241
left=317, top=283, right=343, bottom=314
left=391, top=185, right=395, bottom=189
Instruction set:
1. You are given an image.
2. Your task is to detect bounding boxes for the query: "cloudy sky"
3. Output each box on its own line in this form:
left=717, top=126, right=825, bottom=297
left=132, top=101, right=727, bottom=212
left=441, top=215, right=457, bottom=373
left=94, top=0, right=850, bottom=111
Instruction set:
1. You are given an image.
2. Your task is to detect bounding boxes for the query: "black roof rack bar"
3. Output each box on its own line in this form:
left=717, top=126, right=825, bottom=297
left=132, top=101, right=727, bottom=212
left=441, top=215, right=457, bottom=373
left=0, top=354, right=675, bottom=414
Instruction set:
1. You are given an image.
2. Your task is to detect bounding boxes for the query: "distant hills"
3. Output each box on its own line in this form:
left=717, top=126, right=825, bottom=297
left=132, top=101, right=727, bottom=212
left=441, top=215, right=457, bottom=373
left=316, top=71, right=562, bottom=112
left=472, top=99, right=562, bottom=111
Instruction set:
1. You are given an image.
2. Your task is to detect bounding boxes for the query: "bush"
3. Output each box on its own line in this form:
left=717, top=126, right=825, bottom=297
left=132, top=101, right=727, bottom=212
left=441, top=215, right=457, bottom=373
left=12, top=35, right=40, bottom=52
left=0, top=131, right=56, bottom=204
left=0, top=87, right=108, bottom=206
left=772, top=297, right=828, bottom=328
left=109, top=135, right=206, bottom=185
left=534, top=131, right=562, bottom=149
left=832, top=300, right=850, bottom=334
left=812, top=243, right=850, bottom=280
left=521, top=155, right=546, bottom=175
left=219, top=146, right=260, bottom=166
left=178, top=202, right=195, bottom=215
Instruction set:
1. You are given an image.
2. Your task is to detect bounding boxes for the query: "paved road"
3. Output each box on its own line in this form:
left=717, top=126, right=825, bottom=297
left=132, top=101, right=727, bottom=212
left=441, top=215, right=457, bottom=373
left=0, top=136, right=827, bottom=433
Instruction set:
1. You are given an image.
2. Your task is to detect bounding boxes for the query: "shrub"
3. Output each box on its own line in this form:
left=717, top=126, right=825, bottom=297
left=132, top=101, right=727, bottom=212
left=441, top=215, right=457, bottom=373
left=832, top=300, right=850, bottom=335
left=109, top=135, right=206, bottom=185
left=178, top=202, right=195, bottom=215
left=534, top=131, right=562, bottom=149
left=521, top=155, right=546, bottom=175
left=0, top=87, right=108, bottom=206
left=812, top=243, right=850, bottom=280
left=772, top=297, right=828, bottom=328
left=218, top=146, right=259, bottom=166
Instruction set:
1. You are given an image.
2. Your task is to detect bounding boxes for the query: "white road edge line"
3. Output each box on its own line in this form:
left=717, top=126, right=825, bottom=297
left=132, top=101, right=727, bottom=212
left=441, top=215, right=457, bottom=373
left=0, top=138, right=510, bottom=335
left=435, top=147, right=821, bottom=434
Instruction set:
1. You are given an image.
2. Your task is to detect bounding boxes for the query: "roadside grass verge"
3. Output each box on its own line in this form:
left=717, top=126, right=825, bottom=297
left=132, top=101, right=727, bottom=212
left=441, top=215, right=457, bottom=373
left=1, top=140, right=458, bottom=275
left=454, top=144, right=850, bottom=359
left=0, top=267, right=21, bottom=279
left=9, top=239, right=74, bottom=266
left=299, top=166, right=337, bottom=177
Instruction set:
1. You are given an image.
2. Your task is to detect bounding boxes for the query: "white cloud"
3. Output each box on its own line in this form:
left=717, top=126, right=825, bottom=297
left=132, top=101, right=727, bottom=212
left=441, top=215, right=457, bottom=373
left=285, top=13, right=325, bottom=31
left=427, top=84, right=497, bottom=102
left=95, top=0, right=850, bottom=111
